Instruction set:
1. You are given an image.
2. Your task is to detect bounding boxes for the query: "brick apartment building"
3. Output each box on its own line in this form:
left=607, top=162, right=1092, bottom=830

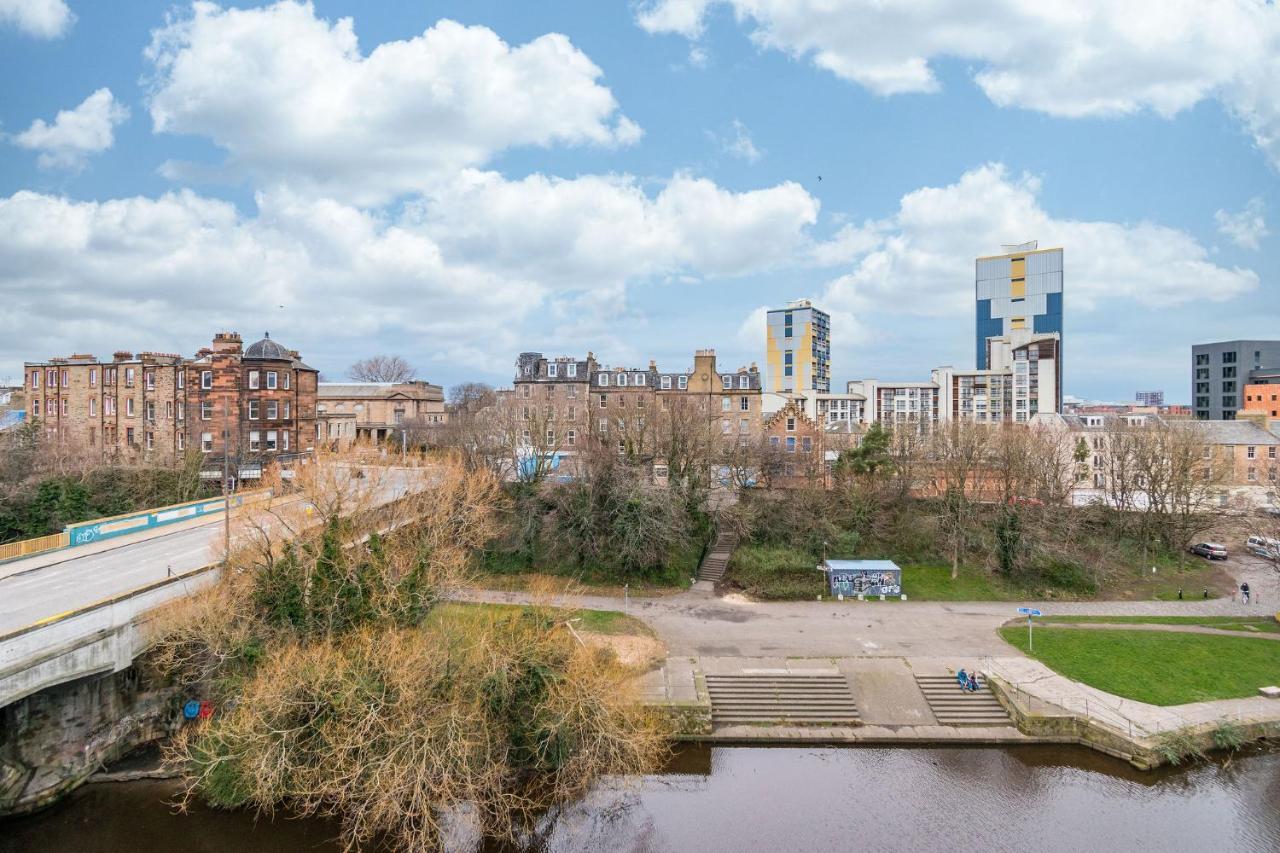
left=24, top=332, right=318, bottom=466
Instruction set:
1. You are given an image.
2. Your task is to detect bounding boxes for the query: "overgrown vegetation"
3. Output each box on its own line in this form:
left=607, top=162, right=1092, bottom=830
left=999, top=626, right=1280, bottom=705
left=150, top=452, right=667, bottom=851
left=0, top=421, right=214, bottom=543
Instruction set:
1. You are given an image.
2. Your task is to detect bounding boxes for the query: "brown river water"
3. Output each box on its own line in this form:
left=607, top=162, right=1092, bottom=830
left=3, top=745, right=1278, bottom=852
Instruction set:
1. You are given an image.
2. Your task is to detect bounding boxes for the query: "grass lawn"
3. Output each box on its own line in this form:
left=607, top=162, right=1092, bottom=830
left=1040, top=615, right=1280, bottom=634
left=999, top=626, right=1280, bottom=705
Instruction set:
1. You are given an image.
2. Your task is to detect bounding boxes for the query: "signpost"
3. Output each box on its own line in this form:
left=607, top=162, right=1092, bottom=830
left=1017, top=607, right=1043, bottom=650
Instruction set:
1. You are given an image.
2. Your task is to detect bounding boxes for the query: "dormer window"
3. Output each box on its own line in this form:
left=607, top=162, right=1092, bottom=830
left=661, top=376, right=672, bottom=390
left=633, top=373, right=645, bottom=386
left=739, top=375, right=749, bottom=389
left=722, top=375, right=732, bottom=389
left=547, top=363, right=558, bottom=378
left=598, top=373, right=609, bottom=387
left=567, top=363, right=577, bottom=378
left=678, top=376, right=688, bottom=390
left=617, top=374, right=628, bottom=387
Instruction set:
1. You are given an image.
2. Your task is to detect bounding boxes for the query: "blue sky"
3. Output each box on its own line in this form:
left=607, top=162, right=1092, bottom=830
left=1, top=0, right=1276, bottom=402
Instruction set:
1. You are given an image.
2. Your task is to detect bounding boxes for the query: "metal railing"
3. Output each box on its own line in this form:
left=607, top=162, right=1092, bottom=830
left=0, top=531, right=70, bottom=563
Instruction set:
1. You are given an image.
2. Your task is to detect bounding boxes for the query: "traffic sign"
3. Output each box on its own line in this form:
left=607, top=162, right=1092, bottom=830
left=1017, top=607, right=1043, bottom=617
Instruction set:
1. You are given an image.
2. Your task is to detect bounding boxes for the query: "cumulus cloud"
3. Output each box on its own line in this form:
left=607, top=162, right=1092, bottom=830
left=0, top=0, right=73, bottom=38
left=1215, top=197, right=1269, bottom=250
left=144, top=1, right=641, bottom=204
left=636, top=0, right=1280, bottom=168
left=0, top=170, right=822, bottom=379
left=818, top=163, right=1258, bottom=320
left=10, top=88, right=129, bottom=170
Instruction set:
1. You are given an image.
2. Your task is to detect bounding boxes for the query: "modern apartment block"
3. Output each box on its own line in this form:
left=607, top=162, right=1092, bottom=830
left=1191, top=340, right=1280, bottom=420
left=24, top=332, right=318, bottom=466
left=846, top=379, right=942, bottom=431
left=975, top=243, right=1063, bottom=374
left=765, top=299, right=830, bottom=393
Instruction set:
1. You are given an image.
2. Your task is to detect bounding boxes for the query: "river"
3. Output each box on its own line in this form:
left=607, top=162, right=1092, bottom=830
left=3, top=745, right=1278, bottom=852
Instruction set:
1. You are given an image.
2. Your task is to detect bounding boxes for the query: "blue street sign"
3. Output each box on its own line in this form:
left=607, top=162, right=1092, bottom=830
left=1017, top=607, right=1043, bottom=617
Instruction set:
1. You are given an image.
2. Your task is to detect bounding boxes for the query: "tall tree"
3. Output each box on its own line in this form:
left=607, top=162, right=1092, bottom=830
left=348, top=355, right=414, bottom=383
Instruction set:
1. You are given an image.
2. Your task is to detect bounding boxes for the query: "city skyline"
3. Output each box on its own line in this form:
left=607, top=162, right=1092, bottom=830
left=1, top=1, right=1276, bottom=403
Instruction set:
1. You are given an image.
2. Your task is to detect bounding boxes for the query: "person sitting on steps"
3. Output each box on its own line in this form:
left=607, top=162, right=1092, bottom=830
left=967, top=672, right=980, bottom=693
left=956, top=668, right=968, bottom=689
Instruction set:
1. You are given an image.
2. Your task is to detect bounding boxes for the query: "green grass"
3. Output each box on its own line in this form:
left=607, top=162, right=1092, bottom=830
left=726, top=545, right=1023, bottom=601
left=1040, top=615, right=1280, bottom=634
left=477, top=540, right=701, bottom=590
left=1000, top=626, right=1280, bottom=705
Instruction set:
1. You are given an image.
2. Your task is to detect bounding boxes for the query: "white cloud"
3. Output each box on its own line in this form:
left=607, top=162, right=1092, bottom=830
left=1215, top=197, right=1269, bottom=250
left=819, top=163, right=1258, bottom=320
left=411, top=169, right=818, bottom=286
left=710, top=119, right=762, bottom=163
left=11, top=88, right=129, bottom=170
left=0, top=0, right=73, bottom=38
left=144, top=1, right=641, bottom=204
left=0, top=170, right=821, bottom=380
left=636, top=0, right=1280, bottom=168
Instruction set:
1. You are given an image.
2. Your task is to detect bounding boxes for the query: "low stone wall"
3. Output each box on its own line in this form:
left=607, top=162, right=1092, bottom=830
left=988, top=676, right=1280, bottom=769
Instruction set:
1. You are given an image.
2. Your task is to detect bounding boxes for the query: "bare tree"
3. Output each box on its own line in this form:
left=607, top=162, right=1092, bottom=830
left=447, top=382, right=496, bottom=415
left=348, top=354, right=415, bottom=383
left=930, top=421, right=991, bottom=578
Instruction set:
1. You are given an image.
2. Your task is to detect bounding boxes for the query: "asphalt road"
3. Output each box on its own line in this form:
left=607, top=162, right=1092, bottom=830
left=0, top=466, right=424, bottom=634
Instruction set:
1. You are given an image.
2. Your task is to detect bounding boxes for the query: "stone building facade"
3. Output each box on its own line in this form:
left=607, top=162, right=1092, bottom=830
left=316, top=381, right=447, bottom=448
left=24, top=332, right=318, bottom=466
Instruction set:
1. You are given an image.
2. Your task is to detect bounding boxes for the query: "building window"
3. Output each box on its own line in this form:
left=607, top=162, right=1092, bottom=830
left=1222, top=351, right=1237, bottom=364
left=201, top=401, right=213, bottom=420
left=105, top=397, right=115, bottom=415
left=126, top=398, right=135, bottom=416
left=598, top=420, right=608, bottom=435
left=250, top=431, right=261, bottom=451
left=1270, top=447, right=1277, bottom=460
left=1223, top=366, right=1237, bottom=379
left=177, top=432, right=184, bottom=451
left=599, top=394, right=607, bottom=408
left=633, top=373, right=645, bottom=386
left=266, top=431, right=278, bottom=451
left=617, top=374, right=628, bottom=388
left=739, top=375, right=749, bottom=389
left=126, top=427, right=135, bottom=445
left=61, top=369, right=68, bottom=387
left=61, top=398, right=68, bottom=415
left=802, top=437, right=813, bottom=453
left=547, top=363, right=557, bottom=378
left=89, top=398, right=97, bottom=417
left=786, top=417, right=795, bottom=431
left=283, top=401, right=291, bottom=419
left=124, top=367, right=135, bottom=387
left=283, top=431, right=290, bottom=451
left=145, top=401, right=155, bottom=420
left=1195, top=353, right=1209, bottom=366
left=32, top=399, right=40, bottom=416
left=145, top=371, right=155, bottom=390
left=784, top=351, right=794, bottom=377
left=177, top=372, right=183, bottom=389
left=249, top=371, right=260, bottom=389
left=46, top=368, right=55, bottom=387
left=566, top=363, right=577, bottom=378
left=201, top=432, right=213, bottom=452
left=567, top=429, right=576, bottom=446
left=89, top=368, right=97, bottom=386
left=546, top=429, right=555, bottom=445
left=1248, top=467, right=1257, bottom=481
left=146, top=431, right=154, bottom=451
left=740, top=396, right=749, bottom=411
left=770, top=436, right=779, bottom=449
left=1222, top=396, right=1236, bottom=409
left=249, top=400, right=259, bottom=419
left=178, top=402, right=185, bottom=422
left=31, top=372, right=38, bottom=389
left=722, top=397, right=731, bottom=411
left=267, top=371, right=278, bottom=389
left=267, top=400, right=278, bottom=419
left=521, top=385, right=531, bottom=398
left=567, top=406, right=576, bottom=422
left=786, top=436, right=797, bottom=452
left=201, top=370, right=212, bottom=389
left=678, top=376, right=688, bottom=390
left=722, top=375, right=732, bottom=389
left=661, top=376, right=672, bottom=390
left=1248, top=446, right=1256, bottom=459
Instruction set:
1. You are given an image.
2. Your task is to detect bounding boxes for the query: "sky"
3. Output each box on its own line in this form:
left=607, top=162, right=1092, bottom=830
left=0, top=0, right=1277, bottom=403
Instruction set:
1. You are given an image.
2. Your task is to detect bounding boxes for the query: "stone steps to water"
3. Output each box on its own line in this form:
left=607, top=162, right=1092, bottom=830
left=705, top=674, right=860, bottom=726
left=914, top=674, right=1011, bottom=726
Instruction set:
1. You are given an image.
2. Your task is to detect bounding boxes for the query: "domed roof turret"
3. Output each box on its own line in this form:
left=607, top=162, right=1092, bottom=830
left=244, top=332, right=291, bottom=361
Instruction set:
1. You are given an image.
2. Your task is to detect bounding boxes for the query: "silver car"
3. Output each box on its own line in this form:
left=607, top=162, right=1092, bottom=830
left=1189, top=542, right=1228, bottom=560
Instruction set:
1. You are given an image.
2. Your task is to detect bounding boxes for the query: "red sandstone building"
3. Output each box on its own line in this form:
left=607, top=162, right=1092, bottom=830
left=24, top=332, right=318, bottom=466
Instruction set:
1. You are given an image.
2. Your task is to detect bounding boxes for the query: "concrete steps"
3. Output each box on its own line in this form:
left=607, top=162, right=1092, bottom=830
left=914, top=674, right=1011, bottom=726
left=705, top=674, right=860, bottom=726
left=697, top=530, right=738, bottom=583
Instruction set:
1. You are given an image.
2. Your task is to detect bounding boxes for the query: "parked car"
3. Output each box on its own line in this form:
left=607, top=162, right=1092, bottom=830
left=1246, top=535, right=1280, bottom=560
left=1189, top=542, right=1229, bottom=560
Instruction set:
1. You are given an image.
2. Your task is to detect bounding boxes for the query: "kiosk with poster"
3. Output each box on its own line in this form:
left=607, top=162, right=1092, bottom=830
left=819, top=559, right=902, bottom=597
